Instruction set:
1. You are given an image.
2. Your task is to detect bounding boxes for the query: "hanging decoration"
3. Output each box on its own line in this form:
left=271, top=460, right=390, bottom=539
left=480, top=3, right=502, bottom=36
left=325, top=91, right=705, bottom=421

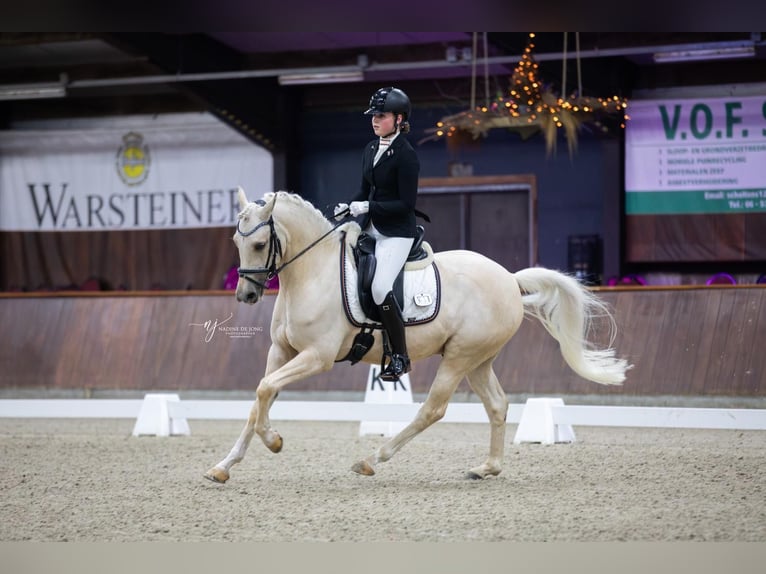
left=420, top=33, right=629, bottom=156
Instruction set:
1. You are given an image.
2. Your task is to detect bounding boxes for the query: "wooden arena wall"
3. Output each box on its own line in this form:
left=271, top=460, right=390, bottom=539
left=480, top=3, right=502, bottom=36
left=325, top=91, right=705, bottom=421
left=1, top=286, right=764, bottom=397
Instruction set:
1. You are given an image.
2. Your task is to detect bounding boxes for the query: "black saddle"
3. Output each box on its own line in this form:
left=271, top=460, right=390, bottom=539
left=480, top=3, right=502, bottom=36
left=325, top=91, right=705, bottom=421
left=353, top=225, right=427, bottom=322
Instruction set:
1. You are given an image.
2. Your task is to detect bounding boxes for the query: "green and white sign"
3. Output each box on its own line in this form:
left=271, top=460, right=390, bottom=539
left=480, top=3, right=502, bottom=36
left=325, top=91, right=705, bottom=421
left=625, top=95, right=766, bottom=214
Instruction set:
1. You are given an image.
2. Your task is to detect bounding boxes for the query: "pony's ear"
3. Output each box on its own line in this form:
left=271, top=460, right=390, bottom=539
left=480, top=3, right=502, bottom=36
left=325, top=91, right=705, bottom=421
left=237, top=186, right=249, bottom=211
left=260, top=192, right=278, bottom=218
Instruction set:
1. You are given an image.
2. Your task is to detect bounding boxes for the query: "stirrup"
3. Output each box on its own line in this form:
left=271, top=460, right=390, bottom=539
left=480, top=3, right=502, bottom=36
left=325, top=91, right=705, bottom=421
left=379, top=354, right=411, bottom=382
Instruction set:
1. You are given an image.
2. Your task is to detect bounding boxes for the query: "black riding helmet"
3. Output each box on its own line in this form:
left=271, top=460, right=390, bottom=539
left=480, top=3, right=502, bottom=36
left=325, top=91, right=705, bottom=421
left=364, top=86, right=411, bottom=122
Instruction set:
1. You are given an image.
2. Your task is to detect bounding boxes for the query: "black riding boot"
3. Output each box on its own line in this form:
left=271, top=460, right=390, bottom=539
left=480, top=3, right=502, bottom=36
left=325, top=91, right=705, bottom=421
left=377, top=291, right=411, bottom=381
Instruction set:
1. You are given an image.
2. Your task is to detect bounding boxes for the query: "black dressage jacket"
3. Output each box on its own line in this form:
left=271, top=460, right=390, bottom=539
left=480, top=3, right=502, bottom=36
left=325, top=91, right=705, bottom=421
left=350, top=134, right=420, bottom=238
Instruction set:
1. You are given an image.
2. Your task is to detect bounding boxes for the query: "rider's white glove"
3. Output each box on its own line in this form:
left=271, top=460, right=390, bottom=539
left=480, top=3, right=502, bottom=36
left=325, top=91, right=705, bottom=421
left=333, top=203, right=349, bottom=220
left=349, top=201, right=369, bottom=217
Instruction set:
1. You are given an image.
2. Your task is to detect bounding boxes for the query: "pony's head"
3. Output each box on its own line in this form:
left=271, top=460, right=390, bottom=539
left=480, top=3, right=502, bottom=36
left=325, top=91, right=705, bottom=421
left=233, top=187, right=281, bottom=304
left=233, top=187, right=341, bottom=304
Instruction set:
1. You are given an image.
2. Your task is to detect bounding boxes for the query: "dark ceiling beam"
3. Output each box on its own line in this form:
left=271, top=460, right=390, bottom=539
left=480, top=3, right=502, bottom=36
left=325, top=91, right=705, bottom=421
left=100, top=33, right=287, bottom=154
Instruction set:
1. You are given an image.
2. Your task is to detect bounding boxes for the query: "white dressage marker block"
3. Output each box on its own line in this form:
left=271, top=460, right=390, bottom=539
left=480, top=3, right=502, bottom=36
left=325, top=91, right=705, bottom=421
left=132, top=393, right=191, bottom=437
left=359, top=365, right=413, bottom=437
left=513, top=397, right=575, bottom=445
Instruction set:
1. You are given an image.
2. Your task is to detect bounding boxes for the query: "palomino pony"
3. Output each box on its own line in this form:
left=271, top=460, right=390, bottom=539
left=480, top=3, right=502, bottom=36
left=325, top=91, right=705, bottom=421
left=204, top=188, right=631, bottom=483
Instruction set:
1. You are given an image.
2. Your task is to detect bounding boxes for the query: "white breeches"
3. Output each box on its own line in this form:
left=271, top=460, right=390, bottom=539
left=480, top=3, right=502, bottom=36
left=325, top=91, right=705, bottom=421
left=367, top=223, right=414, bottom=305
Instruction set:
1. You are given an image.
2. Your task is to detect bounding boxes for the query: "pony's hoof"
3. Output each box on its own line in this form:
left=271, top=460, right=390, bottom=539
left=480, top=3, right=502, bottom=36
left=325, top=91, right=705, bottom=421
left=465, top=465, right=501, bottom=480
left=267, top=433, right=283, bottom=453
left=351, top=460, right=375, bottom=476
left=204, top=467, right=229, bottom=484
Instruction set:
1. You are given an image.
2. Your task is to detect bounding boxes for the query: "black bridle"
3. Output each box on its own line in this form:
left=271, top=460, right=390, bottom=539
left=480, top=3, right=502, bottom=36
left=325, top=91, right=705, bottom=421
left=236, top=215, right=283, bottom=289
left=236, top=202, right=350, bottom=289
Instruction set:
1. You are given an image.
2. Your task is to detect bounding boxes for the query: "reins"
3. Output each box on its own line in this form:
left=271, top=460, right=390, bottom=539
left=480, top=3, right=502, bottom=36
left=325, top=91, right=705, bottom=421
left=237, top=202, right=350, bottom=288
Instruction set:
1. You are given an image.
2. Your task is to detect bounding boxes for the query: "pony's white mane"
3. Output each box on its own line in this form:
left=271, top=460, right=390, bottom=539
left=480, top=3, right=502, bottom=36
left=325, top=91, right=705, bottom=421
left=238, top=191, right=332, bottom=233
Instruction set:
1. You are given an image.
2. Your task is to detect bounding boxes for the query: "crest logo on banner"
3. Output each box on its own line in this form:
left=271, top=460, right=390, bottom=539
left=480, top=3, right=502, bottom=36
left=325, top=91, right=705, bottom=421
left=116, top=131, right=150, bottom=186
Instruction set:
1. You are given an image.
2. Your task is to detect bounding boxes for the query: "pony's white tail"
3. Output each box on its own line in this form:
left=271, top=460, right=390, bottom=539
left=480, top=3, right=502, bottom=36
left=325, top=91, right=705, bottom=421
left=514, top=267, right=631, bottom=385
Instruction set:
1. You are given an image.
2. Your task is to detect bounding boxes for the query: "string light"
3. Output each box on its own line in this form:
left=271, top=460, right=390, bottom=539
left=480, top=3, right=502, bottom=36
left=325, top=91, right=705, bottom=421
left=420, top=33, right=629, bottom=156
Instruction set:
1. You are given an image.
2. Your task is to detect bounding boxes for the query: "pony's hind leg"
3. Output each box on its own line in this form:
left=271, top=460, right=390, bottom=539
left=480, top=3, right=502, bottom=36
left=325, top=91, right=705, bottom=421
left=464, top=358, right=508, bottom=479
left=351, top=356, right=467, bottom=476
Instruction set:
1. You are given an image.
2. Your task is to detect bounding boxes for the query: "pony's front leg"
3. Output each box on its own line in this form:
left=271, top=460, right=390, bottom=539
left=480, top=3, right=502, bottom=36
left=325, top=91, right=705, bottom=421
left=254, top=347, right=331, bottom=453
left=204, top=344, right=295, bottom=484
left=204, top=399, right=261, bottom=483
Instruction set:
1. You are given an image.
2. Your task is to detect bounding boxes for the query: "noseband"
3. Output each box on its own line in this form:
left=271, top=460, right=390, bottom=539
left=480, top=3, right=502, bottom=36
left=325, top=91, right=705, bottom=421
left=236, top=214, right=282, bottom=289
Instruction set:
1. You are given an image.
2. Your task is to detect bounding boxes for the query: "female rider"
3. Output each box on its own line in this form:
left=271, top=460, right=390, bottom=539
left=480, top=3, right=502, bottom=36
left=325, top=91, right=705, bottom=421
left=335, top=86, right=421, bottom=381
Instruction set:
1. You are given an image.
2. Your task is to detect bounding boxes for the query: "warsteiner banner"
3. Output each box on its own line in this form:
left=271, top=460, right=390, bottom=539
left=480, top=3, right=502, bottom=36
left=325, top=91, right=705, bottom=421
left=0, top=113, right=273, bottom=231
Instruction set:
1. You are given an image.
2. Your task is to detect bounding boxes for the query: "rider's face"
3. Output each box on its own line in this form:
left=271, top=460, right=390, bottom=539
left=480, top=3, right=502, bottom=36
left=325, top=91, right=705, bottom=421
left=371, top=112, right=397, bottom=136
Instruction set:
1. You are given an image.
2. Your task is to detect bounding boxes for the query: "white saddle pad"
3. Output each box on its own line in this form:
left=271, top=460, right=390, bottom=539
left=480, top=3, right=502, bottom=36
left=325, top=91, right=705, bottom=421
left=340, top=237, right=441, bottom=327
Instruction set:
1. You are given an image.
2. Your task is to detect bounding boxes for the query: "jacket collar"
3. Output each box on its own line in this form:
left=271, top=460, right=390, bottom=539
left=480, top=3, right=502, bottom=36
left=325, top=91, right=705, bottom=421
left=370, top=133, right=405, bottom=165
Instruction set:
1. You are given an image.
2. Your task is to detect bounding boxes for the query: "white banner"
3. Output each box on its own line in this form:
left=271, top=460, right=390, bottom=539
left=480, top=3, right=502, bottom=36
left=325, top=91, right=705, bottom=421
left=0, top=113, right=273, bottom=231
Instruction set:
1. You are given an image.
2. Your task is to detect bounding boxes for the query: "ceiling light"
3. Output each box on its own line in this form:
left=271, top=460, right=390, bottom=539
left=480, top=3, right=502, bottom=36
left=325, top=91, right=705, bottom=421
left=277, top=71, right=364, bottom=86
left=0, top=81, right=67, bottom=101
left=653, top=45, right=755, bottom=64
